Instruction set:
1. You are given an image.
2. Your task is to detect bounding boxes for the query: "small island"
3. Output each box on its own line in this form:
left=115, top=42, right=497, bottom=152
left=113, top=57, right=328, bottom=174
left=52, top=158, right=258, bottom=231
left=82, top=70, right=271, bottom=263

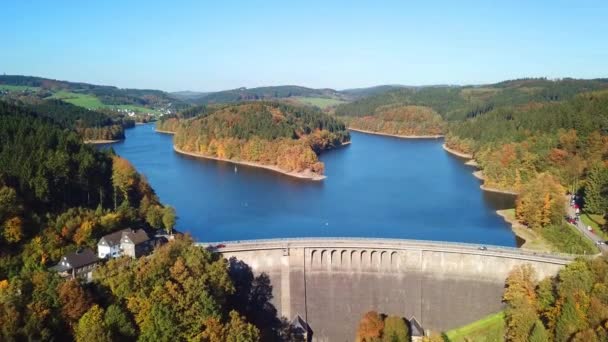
left=342, top=104, right=446, bottom=138
left=157, top=102, right=350, bottom=180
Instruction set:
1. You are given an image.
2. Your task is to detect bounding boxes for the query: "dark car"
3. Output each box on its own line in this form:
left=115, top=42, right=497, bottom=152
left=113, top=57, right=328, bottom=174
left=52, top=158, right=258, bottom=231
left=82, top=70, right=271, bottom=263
left=216, top=244, right=226, bottom=248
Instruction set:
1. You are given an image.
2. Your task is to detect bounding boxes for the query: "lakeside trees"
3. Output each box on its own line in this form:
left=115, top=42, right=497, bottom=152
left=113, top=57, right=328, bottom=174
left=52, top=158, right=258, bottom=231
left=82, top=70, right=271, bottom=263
left=170, top=101, right=350, bottom=176
left=503, top=257, right=608, bottom=341
left=345, top=104, right=446, bottom=137
left=355, top=311, right=410, bottom=342
left=0, top=99, right=291, bottom=341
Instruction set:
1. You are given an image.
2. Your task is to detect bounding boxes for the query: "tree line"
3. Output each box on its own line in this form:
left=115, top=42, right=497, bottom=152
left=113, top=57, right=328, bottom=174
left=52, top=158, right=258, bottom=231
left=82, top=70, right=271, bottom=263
left=0, top=100, right=297, bottom=341
left=167, top=101, right=350, bottom=176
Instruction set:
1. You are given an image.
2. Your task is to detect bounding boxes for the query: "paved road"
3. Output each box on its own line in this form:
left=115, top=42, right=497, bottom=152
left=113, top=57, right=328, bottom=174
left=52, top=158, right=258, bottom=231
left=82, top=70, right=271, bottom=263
left=567, top=196, right=608, bottom=253
left=198, top=237, right=575, bottom=262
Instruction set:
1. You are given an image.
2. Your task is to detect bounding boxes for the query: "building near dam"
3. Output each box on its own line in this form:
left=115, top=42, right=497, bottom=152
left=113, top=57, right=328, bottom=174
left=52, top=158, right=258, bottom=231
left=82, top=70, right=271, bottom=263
left=201, top=238, right=573, bottom=341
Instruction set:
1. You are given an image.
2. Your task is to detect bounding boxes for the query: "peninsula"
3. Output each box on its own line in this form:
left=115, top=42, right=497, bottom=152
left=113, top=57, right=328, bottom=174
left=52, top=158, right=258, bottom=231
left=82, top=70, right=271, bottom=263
left=341, top=104, right=446, bottom=138
left=158, top=101, right=350, bottom=180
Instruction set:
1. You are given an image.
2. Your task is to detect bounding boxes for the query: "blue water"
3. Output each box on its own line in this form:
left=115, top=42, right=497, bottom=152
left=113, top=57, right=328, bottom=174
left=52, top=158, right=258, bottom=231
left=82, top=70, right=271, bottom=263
left=101, top=124, right=516, bottom=246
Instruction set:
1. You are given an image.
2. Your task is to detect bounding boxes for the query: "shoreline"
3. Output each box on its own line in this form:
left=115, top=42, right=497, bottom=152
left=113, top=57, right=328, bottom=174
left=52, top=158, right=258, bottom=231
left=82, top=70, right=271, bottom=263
left=496, top=209, right=554, bottom=252
left=84, top=139, right=122, bottom=144
left=173, top=146, right=326, bottom=181
left=155, top=129, right=175, bottom=135
left=442, top=143, right=473, bottom=159
left=349, top=127, right=444, bottom=139
left=443, top=145, right=519, bottom=195
left=496, top=210, right=531, bottom=249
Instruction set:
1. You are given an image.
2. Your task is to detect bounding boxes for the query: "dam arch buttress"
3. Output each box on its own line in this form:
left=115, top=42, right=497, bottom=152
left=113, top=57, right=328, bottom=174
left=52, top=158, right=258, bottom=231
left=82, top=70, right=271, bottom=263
left=202, top=238, right=573, bottom=342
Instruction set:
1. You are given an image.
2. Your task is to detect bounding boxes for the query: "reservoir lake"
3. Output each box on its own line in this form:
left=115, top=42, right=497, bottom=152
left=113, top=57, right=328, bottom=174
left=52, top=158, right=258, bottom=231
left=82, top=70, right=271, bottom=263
left=102, top=124, right=517, bottom=246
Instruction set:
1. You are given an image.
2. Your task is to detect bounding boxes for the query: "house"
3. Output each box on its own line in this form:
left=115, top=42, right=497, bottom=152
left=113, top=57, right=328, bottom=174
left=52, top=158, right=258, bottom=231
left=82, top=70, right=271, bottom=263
left=50, top=248, right=99, bottom=280
left=409, top=316, right=426, bottom=342
left=97, top=228, right=152, bottom=259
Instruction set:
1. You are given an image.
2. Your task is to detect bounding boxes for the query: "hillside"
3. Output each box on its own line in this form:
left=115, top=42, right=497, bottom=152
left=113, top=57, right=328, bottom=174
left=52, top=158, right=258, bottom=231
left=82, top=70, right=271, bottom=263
left=163, top=102, right=350, bottom=179
left=335, top=78, right=608, bottom=120
left=186, top=85, right=347, bottom=105
left=0, top=75, right=187, bottom=116
left=0, top=100, right=302, bottom=341
left=0, top=95, right=129, bottom=141
left=345, top=104, right=446, bottom=137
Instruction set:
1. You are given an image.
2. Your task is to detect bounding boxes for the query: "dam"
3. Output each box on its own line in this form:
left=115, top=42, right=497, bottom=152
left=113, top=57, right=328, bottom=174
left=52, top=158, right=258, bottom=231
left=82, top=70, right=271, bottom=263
left=199, top=238, right=573, bottom=341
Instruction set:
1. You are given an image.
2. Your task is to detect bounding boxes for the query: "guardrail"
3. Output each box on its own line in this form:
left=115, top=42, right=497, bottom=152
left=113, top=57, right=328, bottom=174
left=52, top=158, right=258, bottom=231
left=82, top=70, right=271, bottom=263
left=196, top=237, right=586, bottom=260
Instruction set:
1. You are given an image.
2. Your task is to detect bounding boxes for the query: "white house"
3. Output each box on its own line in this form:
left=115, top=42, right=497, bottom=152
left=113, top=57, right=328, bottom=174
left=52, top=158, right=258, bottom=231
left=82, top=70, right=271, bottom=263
left=98, top=228, right=152, bottom=259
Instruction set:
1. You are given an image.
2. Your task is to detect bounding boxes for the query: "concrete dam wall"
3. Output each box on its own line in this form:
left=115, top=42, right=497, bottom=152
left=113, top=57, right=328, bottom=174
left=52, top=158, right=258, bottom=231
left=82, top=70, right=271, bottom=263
left=201, top=238, right=572, bottom=341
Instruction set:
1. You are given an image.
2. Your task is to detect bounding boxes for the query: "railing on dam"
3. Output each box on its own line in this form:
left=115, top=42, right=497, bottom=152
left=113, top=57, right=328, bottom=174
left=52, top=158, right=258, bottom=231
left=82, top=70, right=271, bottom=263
left=196, top=237, right=584, bottom=262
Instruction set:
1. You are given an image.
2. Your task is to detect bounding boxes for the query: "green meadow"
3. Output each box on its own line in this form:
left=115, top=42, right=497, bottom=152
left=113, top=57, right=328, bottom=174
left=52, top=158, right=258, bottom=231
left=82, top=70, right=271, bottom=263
left=0, top=84, right=40, bottom=91
left=294, top=96, right=346, bottom=108
left=49, top=91, right=160, bottom=114
left=445, top=311, right=505, bottom=342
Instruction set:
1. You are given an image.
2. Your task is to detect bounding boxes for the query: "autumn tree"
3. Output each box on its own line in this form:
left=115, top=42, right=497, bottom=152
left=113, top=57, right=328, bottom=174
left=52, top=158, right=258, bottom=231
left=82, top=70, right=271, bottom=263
left=58, top=279, right=92, bottom=326
left=145, top=205, right=163, bottom=229
left=162, top=206, right=176, bottom=234
left=75, top=305, right=111, bottom=342
left=3, top=216, right=23, bottom=243
left=516, top=173, right=565, bottom=229
left=503, top=265, right=538, bottom=342
left=356, top=311, right=385, bottom=342
left=382, top=316, right=409, bottom=342
left=111, top=156, right=137, bottom=209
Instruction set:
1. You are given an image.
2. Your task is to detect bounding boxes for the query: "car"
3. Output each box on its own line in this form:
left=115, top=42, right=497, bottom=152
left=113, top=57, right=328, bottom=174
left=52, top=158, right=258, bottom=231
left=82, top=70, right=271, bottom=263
left=478, top=246, right=488, bottom=251
left=215, top=244, right=226, bottom=248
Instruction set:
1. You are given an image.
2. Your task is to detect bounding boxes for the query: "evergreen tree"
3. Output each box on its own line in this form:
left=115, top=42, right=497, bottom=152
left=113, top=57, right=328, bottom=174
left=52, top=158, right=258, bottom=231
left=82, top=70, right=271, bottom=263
left=529, top=320, right=549, bottom=342
left=584, top=164, right=608, bottom=214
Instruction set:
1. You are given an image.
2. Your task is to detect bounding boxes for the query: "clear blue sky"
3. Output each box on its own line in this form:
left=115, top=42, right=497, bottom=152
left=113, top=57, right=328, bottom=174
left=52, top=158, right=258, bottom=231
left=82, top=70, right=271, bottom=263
left=1, top=0, right=606, bottom=92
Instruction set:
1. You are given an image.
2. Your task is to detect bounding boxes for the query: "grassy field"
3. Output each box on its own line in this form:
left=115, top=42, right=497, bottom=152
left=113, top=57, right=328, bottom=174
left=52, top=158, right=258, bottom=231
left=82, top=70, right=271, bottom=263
left=498, top=208, right=597, bottom=254
left=49, top=91, right=160, bottom=114
left=581, top=213, right=607, bottom=240
left=50, top=90, right=105, bottom=108
left=541, top=222, right=598, bottom=254
left=445, top=311, right=505, bottom=342
left=293, top=97, right=347, bottom=109
left=0, top=84, right=39, bottom=91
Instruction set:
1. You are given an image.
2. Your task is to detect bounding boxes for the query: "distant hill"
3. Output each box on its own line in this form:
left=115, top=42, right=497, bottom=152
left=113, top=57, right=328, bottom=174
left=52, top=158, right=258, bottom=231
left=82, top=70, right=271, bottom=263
left=185, top=85, right=347, bottom=105
left=0, top=75, right=187, bottom=114
left=335, top=78, right=608, bottom=120
left=340, top=85, right=409, bottom=98
left=169, top=90, right=211, bottom=101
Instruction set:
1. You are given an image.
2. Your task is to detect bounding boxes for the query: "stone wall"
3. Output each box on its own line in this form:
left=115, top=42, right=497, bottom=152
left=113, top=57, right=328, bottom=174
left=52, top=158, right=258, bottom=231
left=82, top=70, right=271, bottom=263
left=210, top=239, right=571, bottom=341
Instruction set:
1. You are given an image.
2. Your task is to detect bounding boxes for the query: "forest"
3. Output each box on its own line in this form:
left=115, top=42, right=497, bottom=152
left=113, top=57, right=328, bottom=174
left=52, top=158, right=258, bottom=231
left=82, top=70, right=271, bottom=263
left=186, top=85, right=346, bottom=105
left=335, top=78, right=608, bottom=121
left=0, top=92, right=134, bottom=141
left=337, top=78, right=608, bottom=247
left=502, top=257, right=608, bottom=341
left=165, top=101, right=350, bottom=177
left=0, top=75, right=186, bottom=112
left=0, top=100, right=298, bottom=341
left=344, top=104, right=446, bottom=137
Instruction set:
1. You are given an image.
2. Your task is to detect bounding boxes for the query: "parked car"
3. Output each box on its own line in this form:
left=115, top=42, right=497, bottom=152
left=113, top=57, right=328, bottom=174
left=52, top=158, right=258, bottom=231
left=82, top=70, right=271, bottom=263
left=478, top=246, right=488, bottom=251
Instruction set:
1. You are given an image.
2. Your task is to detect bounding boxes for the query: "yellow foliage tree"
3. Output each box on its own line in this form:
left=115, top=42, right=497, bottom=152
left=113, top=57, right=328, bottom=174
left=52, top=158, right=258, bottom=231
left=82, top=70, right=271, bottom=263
left=3, top=216, right=23, bottom=243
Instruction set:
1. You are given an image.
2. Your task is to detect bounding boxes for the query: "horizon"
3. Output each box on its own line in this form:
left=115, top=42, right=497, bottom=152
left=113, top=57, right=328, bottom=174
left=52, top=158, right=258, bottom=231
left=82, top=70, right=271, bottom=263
left=3, top=73, right=605, bottom=94
left=2, top=1, right=608, bottom=92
